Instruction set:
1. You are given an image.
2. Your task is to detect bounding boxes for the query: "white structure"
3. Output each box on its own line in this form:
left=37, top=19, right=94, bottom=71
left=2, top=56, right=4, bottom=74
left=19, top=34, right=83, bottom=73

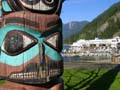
left=64, top=37, right=120, bottom=53
left=62, top=37, right=120, bottom=63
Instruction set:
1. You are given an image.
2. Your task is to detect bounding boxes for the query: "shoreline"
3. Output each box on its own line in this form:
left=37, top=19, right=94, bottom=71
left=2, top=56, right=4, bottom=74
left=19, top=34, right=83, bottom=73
left=64, top=61, right=120, bottom=69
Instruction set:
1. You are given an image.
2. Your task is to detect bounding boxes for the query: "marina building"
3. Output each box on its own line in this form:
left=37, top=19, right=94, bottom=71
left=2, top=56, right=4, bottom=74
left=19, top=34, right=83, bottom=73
left=62, top=37, right=120, bottom=63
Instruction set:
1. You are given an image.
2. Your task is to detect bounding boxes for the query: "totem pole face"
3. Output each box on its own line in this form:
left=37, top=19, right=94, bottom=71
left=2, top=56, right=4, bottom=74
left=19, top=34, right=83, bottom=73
left=0, top=0, right=64, bottom=84
left=1, top=0, right=63, bottom=14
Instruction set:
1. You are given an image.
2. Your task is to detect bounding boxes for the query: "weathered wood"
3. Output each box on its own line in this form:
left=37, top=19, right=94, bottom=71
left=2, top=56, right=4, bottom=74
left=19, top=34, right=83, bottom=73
left=0, top=78, right=63, bottom=90
left=0, top=0, right=64, bottom=89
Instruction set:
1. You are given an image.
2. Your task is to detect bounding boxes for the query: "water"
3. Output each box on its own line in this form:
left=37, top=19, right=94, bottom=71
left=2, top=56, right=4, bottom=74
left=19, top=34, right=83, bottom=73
left=63, top=55, right=111, bottom=62
left=63, top=45, right=70, bottom=51
left=62, top=45, right=112, bottom=62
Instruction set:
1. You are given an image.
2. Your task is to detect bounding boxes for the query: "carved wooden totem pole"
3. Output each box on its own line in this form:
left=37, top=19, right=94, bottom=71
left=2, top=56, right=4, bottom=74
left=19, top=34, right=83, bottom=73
left=0, top=0, right=64, bottom=90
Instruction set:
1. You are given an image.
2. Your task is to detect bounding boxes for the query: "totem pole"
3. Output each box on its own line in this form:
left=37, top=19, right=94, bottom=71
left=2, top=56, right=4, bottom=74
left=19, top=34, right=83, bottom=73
left=0, top=0, right=64, bottom=90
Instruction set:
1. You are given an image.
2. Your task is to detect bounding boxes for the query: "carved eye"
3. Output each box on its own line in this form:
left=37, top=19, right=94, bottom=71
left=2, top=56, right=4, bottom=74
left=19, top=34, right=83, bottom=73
left=42, top=0, right=57, bottom=6
left=1, top=30, right=37, bottom=56
left=45, top=32, right=62, bottom=51
left=19, top=0, right=57, bottom=11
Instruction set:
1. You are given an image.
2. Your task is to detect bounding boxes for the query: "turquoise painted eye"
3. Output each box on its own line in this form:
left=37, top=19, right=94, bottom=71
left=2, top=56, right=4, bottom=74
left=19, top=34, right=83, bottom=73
left=1, top=30, right=38, bottom=56
left=4, top=34, right=23, bottom=53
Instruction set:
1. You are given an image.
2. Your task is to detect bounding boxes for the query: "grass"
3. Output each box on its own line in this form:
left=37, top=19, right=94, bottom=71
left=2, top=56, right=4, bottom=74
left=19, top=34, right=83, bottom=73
left=0, top=68, right=120, bottom=90
left=62, top=68, right=120, bottom=90
left=0, top=80, right=5, bottom=84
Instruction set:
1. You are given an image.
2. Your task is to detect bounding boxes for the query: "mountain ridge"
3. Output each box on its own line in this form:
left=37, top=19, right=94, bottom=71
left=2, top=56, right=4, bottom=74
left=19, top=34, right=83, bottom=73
left=63, top=20, right=89, bottom=40
left=64, top=2, right=120, bottom=44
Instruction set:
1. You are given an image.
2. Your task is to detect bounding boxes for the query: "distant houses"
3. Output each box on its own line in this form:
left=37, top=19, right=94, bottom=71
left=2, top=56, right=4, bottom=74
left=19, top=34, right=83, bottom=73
left=64, top=37, right=120, bottom=53
left=62, top=37, right=120, bottom=63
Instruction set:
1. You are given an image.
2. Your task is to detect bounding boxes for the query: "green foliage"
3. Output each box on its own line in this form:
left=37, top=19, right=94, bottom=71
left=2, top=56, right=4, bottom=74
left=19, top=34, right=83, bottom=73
left=1, top=69, right=120, bottom=90
left=64, top=2, right=120, bottom=44
left=62, top=69, right=120, bottom=90
left=0, top=80, right=5, bottom=84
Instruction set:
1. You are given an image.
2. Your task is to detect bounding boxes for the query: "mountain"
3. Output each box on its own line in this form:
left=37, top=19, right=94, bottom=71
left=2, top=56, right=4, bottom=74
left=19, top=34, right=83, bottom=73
left=65, top=2, right=120, bottom=44
left=63, top=21, right=89, bottom=40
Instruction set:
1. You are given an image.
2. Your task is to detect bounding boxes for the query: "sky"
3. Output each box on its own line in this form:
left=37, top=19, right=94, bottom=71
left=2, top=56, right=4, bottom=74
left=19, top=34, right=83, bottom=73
left=61, top=0, right=120, bottom=23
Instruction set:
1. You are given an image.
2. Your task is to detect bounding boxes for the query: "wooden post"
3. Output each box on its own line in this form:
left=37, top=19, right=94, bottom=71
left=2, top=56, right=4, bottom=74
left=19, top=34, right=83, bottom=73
left=112, top=54, right=120, bottom=64
left=0, top=0, right=64, bottom=90
left=0, top=78, right=63, bottom=90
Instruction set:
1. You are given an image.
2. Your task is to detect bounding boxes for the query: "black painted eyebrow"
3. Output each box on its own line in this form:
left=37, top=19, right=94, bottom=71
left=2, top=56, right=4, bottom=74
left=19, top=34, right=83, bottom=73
left=20, top=0, right=40, bottom=5
left=5, top=17, right=39, bottom=28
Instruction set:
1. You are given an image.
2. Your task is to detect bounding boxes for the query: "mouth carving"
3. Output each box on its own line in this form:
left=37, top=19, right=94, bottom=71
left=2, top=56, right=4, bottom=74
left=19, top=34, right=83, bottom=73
left=8, top=62, right=62, bottom=84
left=9, top=69, right=60, bottom=80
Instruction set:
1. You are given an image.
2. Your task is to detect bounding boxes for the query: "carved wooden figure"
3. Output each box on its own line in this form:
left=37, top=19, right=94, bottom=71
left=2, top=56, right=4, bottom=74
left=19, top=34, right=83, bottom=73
left=0, top=0, right=64, bottom=90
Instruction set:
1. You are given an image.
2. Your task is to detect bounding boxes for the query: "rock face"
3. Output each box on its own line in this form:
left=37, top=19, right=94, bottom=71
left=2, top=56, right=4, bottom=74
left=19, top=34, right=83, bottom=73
left=63, top=21, right=89, bottom=40
left=97, top=12, right=120, bottom=37
left=65, top=2, right=120, bottom=44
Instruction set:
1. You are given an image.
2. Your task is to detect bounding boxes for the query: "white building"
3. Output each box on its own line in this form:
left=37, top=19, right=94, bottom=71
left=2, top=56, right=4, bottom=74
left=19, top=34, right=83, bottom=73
left=67, top=37, right=120, bottom=53
left=62, top=37, right=120, bottom=63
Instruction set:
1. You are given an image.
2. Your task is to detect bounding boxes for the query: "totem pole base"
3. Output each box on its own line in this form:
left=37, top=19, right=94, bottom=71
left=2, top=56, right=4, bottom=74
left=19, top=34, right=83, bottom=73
left=0, top=78, right=63, bottom=90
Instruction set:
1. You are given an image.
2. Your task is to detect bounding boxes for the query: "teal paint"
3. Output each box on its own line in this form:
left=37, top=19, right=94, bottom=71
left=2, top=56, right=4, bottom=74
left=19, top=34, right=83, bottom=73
left=0, top=44, right=39, bottom=66
left=2, top=1, right=12, bottom=12
left=0, top=25, right=62, bottom=66
left=0, top=10, right=2, bottom=17
left=0, top=25, right=41, bottom=46
left=43, top=43, right=62, bottom=61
